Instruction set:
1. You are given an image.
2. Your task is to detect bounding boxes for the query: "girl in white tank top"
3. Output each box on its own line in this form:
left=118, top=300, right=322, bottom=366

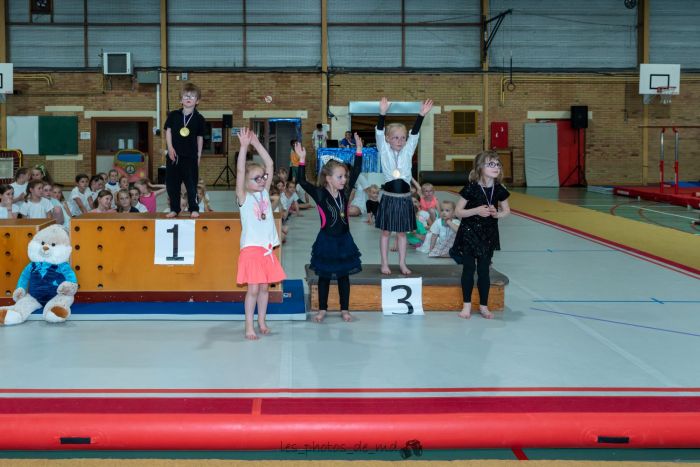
left=235, top=128, right=286, bottom=341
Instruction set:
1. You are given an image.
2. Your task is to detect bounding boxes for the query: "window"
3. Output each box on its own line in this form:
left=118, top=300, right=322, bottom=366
left=452, top=111, right=478, bottom=136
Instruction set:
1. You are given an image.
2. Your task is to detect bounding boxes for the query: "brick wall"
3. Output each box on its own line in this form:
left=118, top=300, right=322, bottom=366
left=7, top=71, right=700, bottom=187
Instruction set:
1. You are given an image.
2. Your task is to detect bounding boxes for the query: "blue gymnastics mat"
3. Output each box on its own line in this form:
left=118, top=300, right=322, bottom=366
left=28, top=280, right=307, bottom=321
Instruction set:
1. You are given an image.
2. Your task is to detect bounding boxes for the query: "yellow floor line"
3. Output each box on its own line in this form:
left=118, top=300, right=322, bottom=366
left=509, top=192, right=700, bottom=274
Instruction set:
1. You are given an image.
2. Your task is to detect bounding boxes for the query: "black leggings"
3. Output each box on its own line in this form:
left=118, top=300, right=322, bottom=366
left=461, top=254, right=491, bottom=306
left=318, top=275, right=350, bottom=311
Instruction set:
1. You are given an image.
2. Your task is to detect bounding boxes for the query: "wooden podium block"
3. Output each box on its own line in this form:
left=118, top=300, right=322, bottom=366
left=307, top=264, right=506, bottom=312
left=71, top=213, right=282, bottom=302
left=0, top=219, right=56, bottom=305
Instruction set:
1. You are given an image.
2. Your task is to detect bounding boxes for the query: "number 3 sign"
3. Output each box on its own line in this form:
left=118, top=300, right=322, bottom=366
left=154, top=220, right=196, bottom=265
left=381, top=277, right=424, bottom=315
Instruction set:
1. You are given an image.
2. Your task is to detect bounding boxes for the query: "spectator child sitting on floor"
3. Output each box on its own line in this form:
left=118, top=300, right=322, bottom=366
left=0, top=184, right=19, bottom=219
left=365, top=184, right=380, bottom=225
left=407, top=210, right=430, bottom=248
left=280, top=180, right=303, bottom=217
left=129, top=187, right=148, bottom=213
left=425, top=200, right=460, bottom=257
left=196, top=183, right=213, bottom=212
left=68, top=174, right=91, bottom=216
left=19, top=180, right=61, bottom=220
left=90, top=190, right=116, bottom=213
left=116, top=189, right=139, bottom=213
left=11, top=168, right=30, bottom=205
left=133, top=178, right=166, bottom=213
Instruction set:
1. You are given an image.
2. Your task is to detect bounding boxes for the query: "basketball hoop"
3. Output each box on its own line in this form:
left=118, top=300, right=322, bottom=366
left=656, top=86, right=676, bottom=105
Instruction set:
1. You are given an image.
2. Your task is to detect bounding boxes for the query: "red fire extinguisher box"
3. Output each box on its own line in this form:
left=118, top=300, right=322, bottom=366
left=490, top=122, right=509, bottom=149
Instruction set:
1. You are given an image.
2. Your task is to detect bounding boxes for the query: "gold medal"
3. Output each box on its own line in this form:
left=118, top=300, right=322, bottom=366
left=392, top=168, right=401, bottom=178
left=340, top=212, right=345, bottom=219
left=180, top=127, right=190, bottom=137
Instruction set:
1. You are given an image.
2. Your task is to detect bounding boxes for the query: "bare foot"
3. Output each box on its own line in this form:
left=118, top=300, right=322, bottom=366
left=479, top=306, right=494, bottom=319
left=165, top=211, right=178, bottom=218
left=399, top=265, right=412, bottom=275
left=258, top=322, right=271, bottom=335
left=457, top=306, right=471, bottom=319
left=341, top=311, right=353, bottom=322
left=380, top=265, right=392, bottom=275
left=313, top=310, right=327, bottom=323
left=245, top=326, right=259, bottom=340
left=390, top=243, right=398, bottom=252
left=190, top=211, right=200, bottom=218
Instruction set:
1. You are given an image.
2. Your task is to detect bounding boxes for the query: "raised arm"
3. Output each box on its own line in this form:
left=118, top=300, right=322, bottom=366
left=294, top=142, right=321, bottom=204
left=236, top=127, right=253, bottom=203
left=347, top=132, right=363, bottom=192
left=250, top=131, right=274, bottom=192
left=411, top=99, right=433, bottom=135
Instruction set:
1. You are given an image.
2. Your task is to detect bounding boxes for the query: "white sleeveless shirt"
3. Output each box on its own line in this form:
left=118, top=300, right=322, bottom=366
left=239, top=189, right=280, bottom=253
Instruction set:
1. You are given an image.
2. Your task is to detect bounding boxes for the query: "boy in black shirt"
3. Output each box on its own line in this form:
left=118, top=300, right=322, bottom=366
left=164, top=83, right=206, bottom=218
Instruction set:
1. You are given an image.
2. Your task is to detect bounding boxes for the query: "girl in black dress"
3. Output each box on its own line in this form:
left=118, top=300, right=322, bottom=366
left=450, top=150, right=511, bottom=319
left=296, top=135, right=363, bottom=323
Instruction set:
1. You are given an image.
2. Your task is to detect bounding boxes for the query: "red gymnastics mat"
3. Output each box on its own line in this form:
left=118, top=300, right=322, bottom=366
left=613, top=185, right=700, bottom=209
left=2, top=391, right=700, bottom=450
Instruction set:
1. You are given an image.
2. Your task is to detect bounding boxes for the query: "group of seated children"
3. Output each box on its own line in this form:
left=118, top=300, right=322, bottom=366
left=268, top=166, right=313, bottom=242
left=1, top=165, right=214, bottom=230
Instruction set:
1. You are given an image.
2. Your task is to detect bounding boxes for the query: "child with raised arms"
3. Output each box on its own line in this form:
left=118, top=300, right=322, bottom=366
left=296, top=134, right=363, bottom=323
left=375, top=97, right=433, bottom=275
left=235, top=127, right=286, bottom=340
left=450, top=150, right=510, bottom=319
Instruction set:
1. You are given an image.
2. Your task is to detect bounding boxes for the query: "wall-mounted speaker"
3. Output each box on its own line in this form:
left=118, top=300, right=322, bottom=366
left=571, top=105, right=588, bottom=129
left=222, top=114, right=233, bottom=128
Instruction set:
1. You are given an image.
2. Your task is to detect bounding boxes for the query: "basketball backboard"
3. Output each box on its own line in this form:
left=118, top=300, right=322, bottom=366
left=639, top=64, right=680, bottom=95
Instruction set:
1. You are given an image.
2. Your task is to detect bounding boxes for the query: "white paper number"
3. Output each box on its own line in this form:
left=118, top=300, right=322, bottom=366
left=154, top=220, right=195, bottom=265
left=381, top=277, right=424, bottom=315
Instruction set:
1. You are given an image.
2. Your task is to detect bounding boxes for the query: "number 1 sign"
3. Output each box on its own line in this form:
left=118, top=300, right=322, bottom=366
left=154, top=220, right=196, bottom=265
left=381, top=277, right=424, bottom=316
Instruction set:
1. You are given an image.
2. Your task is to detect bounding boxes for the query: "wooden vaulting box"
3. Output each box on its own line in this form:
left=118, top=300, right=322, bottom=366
left=0, top=219, right=56, bottom=305
left=71, top=213, right=283, bottom=302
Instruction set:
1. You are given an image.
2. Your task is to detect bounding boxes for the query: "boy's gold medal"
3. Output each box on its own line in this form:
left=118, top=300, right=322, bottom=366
left=180, top=127, right=190, bottom=137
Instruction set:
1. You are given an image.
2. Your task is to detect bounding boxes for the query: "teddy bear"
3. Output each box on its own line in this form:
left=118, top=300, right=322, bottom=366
left=0, top=224, right=78, bottom=326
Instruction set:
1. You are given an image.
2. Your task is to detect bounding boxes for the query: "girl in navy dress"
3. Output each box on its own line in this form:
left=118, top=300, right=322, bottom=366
left=296, top=134, right=363, bottom=323
left=450, top=150, right=511, bottom=319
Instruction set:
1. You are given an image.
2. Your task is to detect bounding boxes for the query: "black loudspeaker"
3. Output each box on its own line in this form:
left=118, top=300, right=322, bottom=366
left=571, top=106, right=588, bottom=129
left=222, top=114, right=233, bottom=128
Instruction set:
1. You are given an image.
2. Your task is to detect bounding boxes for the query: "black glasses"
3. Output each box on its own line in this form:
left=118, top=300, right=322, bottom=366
left=485, top=161, right=502, bottom=169
left=250, top=173, right=269, bottom=183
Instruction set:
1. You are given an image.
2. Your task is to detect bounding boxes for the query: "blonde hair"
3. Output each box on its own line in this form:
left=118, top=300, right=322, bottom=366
left=385, top=123, right=407, bottom=140
left=441, top=199, right=456, bottom=210
left=181, top=83, right=201, bottom=100
left=116, top=189, right=132, bottom=212
left=318, top=160, right=348, bottom=188
left=469, top=150, right=503, bottom=184
left=245, top=161, right=265, bottom=176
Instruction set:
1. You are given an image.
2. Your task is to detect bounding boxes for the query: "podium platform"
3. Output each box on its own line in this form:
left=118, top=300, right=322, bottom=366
left=306, top=264, right=507, bottom=312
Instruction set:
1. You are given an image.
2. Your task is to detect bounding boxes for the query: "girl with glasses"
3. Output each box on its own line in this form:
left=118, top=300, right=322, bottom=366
left=450, top=150, right=511, bottom=319
left=235, top=128, right=286, bottom=340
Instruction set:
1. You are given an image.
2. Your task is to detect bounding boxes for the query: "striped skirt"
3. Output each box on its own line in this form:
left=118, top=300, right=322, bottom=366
left=375, top=191, right=416, bottom=233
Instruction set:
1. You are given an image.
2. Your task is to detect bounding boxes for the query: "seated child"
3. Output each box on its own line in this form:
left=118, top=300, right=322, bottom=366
left=427, top=200, right=460, bottom=257
left=407, top=210, right=430, bottom=247
left=0, top=184, right=19, bottom=219
left=365, top=184, right=380, bottom=225
left=412, top=179, right=439, bottom=225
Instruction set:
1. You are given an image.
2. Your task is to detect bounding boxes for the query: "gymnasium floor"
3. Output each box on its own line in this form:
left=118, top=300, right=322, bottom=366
left=1, top=188, right=699, bottom=461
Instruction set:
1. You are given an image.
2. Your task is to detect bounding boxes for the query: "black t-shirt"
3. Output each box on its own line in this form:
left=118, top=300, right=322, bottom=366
left=164, top=109, right=206, bottom=159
